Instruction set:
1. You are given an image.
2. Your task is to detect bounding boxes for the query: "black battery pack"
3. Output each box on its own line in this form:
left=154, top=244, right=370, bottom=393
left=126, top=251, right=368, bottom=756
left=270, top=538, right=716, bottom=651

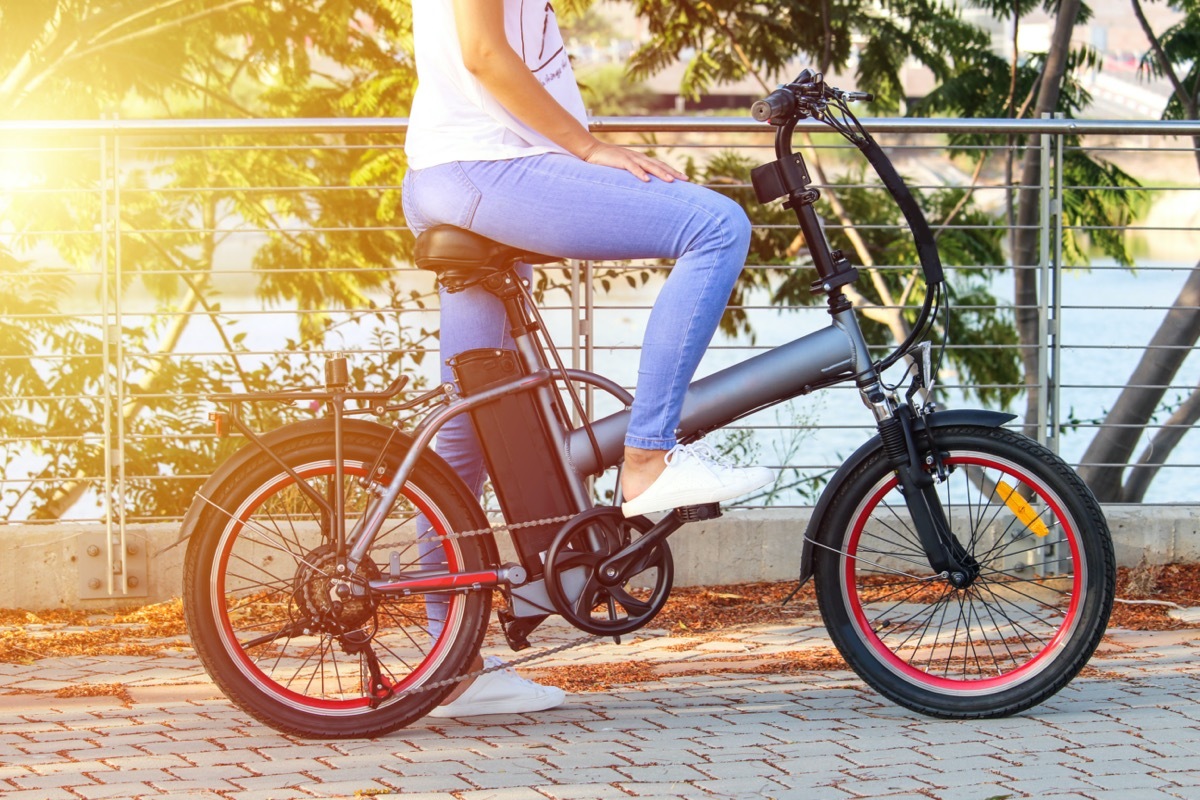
left=449, top=348, right=581, bottom=576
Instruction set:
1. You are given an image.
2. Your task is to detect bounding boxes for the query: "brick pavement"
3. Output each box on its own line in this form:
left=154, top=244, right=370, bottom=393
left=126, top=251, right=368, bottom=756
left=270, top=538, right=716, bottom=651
left=2, top=619, right=1200, bottom=799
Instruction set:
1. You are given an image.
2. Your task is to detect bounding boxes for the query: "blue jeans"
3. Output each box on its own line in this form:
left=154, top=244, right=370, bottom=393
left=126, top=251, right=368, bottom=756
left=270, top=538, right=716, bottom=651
left=402, top=153, right=752, bottom=492
left=403, top=154, right=750, bottom=638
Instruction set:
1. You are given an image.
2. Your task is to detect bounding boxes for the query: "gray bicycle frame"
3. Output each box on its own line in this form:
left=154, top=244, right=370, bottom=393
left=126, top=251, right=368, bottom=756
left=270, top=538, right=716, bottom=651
left=346, top=82, right=920, bottom=575
left=344, top=295, right=884, bottom=575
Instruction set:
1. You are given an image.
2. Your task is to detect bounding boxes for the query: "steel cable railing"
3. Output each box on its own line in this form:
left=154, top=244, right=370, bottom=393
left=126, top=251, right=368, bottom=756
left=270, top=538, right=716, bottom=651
left=1, top=117, right=1198, bottom=532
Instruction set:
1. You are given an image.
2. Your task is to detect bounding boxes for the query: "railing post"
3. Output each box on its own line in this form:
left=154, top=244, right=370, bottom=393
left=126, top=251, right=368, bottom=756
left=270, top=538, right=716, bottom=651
left=570, top=259, right=581, bottom=425
left=99, top=127, right=114, bottom=589
left=99, top=122, right=129, bottom=598
left=1037, top=117, right=1052, bottom=448
left=1048, top=115, right=1065, bottom=455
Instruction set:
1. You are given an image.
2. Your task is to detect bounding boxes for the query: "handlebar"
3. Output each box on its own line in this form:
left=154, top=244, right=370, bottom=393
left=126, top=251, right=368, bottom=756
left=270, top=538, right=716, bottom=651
left=750, top=89, right=795, bottom=123
left=752, top=70, right=874, bottom=124
left=751, top=69, right=944, bottom=373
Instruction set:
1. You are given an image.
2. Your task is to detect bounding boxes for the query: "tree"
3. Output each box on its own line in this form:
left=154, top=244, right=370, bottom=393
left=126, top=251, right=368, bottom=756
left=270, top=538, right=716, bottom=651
left=619, top=0, right=1022, bottom=404
left=1074, top=0, right=1200, bottom=501
left=625, top=0, right=1186, bottom=502
left=0, top=1, right=427, bottom=521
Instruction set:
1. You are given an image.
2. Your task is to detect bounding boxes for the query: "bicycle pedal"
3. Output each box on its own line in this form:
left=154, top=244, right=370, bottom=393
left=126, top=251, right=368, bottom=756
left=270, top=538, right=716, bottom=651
left=675, top=503, right=722, bottom=522
left=498, top=609, right=545, bottom=652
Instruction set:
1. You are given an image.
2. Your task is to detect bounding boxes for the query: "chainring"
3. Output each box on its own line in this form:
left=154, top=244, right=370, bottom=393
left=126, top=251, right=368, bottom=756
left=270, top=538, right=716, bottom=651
left=544, top=506, right=673, bottom=636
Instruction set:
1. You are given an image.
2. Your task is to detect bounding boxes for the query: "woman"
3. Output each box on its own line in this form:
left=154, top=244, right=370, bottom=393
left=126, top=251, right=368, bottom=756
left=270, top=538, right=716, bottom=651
left=403, top=0, right=772, bottom=717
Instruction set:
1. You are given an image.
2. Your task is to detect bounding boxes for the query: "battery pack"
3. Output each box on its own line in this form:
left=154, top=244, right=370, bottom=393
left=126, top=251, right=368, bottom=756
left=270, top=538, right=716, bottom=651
left=449, top=348, right=582, bottom=576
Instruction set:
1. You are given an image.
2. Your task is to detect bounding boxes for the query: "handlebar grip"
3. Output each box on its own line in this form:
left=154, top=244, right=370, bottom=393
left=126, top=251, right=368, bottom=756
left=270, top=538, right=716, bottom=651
left=751, top=88, right=796, bottom=123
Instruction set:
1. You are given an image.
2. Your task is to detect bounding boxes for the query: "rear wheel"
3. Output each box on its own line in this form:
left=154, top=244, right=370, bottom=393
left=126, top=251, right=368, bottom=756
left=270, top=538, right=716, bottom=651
left=814, top=425, right=1115, bottom=718
left=183, top=420, right=492, bottom=738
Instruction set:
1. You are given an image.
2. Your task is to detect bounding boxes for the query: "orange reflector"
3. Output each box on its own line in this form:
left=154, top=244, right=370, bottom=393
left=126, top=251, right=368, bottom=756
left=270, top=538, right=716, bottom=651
left=996, top=480, right=1049, bottom=537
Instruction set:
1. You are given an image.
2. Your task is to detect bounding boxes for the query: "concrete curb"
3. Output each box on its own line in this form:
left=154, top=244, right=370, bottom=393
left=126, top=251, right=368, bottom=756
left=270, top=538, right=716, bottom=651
left=2, top=504, right=1196, bottom=609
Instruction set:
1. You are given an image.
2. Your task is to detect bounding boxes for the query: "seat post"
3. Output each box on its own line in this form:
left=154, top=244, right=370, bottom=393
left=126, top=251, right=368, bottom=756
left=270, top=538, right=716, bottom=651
left=482, top=267, right=549, bottom=374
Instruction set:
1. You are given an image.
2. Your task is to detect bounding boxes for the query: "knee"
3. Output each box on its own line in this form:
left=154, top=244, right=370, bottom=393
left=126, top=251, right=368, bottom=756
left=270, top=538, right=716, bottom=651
left=706, top=193, right=753, bottom=257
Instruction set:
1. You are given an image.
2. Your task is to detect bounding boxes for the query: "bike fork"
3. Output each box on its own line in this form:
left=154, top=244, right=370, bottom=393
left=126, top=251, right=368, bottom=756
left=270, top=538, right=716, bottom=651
left=877, top=406, right=979, bottom=588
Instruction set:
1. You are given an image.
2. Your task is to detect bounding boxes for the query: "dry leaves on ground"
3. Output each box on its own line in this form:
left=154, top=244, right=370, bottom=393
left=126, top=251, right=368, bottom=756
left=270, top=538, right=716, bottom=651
left=1, top=565, right=1199, bottom=668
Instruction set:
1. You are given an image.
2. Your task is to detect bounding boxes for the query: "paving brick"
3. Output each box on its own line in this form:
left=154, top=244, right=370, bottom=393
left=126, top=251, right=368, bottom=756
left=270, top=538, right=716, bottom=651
left=1084, top=791, right=1192, bottom=800
left=833, top=776, right=931, bottom=797
left=8, top=771, right=99, bottom=790
left=456, top=789, right=550, bottom=800
left=228, top=774, right=314, bottom=792
left=197, top=790, right=292, bottom=800
left=0, top=790, right=81, bottom=800
left=922, top=785, right=1023, bottom=800
left=5, top=618, right=1200, bottom=799
left=72, top=783, right=159, bottom=800
left=167, top=764, right=256, bottom=782
left=100, top=754, right=194, bottom=771
left=539, top=784, right=639, bottom=799
left=1083, top=770, right=1185, bottom=791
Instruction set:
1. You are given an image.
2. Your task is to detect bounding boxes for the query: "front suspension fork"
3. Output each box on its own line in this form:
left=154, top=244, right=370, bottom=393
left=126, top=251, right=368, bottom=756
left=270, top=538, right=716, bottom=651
left=878, top=406, right=979, bottom=588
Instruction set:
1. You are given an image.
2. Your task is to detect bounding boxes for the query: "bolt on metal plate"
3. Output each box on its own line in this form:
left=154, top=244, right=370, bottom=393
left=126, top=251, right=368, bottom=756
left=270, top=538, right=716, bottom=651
left=78, top=530, right=149, bottom=600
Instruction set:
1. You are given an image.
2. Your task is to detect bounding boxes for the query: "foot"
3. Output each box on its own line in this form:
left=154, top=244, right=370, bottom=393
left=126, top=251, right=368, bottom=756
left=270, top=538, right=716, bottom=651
left=621, top=441, right=774, bottom=518
left=427, top=656, right=565, bottom=718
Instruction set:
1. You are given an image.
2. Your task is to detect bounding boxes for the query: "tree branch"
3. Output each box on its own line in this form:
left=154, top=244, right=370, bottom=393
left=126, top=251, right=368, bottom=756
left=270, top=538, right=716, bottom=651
left=1132, top=0, right=1197, bottom=118
left=934, top=151, right=990, bottom=240
left=16, top=0, right=255, bottom=101
left=1131, top=0, right=1200, bottom=174
left=1122, top=382, right=1200, bottom=502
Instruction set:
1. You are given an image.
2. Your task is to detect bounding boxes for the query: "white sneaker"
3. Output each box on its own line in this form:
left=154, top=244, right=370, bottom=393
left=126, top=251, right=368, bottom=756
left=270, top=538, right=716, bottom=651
left=621, top=441, right=774, bottom=518
left=427, top=656, right=565, bottom=718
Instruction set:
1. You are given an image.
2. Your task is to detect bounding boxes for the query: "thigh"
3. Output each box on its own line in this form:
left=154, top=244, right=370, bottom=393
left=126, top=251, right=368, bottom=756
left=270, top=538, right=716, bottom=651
left=461, top=154, right=742, bottom=261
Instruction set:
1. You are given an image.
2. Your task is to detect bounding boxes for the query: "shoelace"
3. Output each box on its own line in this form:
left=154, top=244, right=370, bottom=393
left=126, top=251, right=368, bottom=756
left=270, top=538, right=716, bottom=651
left=482, top=655, right=540, bottom=687
left=665, top=440, right=735, bottom=470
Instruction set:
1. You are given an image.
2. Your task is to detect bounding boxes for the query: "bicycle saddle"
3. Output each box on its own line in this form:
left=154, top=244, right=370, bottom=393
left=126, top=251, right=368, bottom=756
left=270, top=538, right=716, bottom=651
left=414, top=225, right=561, bottom=289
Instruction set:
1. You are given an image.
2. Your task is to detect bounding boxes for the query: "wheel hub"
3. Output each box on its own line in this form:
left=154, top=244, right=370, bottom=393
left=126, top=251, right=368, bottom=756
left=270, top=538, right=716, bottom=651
left=292, top=545, right=379, bottom=634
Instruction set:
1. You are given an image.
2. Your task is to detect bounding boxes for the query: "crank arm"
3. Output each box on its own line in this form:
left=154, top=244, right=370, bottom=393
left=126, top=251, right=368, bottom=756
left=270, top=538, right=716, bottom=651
left=597, top=513, right=683, bottom=583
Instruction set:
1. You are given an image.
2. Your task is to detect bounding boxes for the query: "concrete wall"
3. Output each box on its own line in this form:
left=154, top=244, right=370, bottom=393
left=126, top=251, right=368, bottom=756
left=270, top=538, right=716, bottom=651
left=2, top=505, right=1193, bottom=609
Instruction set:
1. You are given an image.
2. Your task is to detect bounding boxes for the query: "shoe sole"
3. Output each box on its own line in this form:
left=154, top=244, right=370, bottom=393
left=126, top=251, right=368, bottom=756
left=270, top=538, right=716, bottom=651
left=622, top=473, right=773, bottom=518
left=426, top=692, right=565, bottom=718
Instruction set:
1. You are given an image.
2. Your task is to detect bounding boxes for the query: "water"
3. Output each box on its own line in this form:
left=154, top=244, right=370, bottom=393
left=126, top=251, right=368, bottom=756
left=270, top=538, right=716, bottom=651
left=6, top=257, right=1199, bottom=521
left=184, top=258, right=1200, bottom=505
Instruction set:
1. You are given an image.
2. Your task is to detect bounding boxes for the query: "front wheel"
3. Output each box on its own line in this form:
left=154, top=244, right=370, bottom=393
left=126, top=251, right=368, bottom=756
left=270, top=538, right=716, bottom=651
left=183, top=419, right=493, bottom=738
left=814, top=425, right=1115, bottom=718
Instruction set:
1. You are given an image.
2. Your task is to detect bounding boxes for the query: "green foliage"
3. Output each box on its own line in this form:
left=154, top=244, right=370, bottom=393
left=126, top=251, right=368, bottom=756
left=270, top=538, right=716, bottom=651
left=576, top=64, right=656, bottom=115
left=0, top=1, right=423, bottom=521
left=1137, top=0, right=1200, bottom=120
left=1061, top=152, right=1150, bottom=267
left=624, top=0, right=992, bottom=114
left=778, top=171, right=1019, bottom=407
left=684, top=149, right=1018, bottom=407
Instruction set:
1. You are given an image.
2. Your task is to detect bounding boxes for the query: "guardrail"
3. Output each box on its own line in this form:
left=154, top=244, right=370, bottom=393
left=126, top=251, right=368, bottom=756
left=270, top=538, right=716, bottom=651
left=1, top=115, right=1198, bottom=595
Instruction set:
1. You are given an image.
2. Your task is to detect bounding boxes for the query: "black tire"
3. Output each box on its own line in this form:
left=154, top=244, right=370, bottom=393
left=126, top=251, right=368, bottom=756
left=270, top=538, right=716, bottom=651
left=813, top=425, right=1115, bottom=718
left=183, top=419, right=492, bottom=738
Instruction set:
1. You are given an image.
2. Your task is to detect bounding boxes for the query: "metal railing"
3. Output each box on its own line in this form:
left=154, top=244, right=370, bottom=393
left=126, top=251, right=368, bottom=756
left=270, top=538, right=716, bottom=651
left=1, top=116, right=1197, bottom=545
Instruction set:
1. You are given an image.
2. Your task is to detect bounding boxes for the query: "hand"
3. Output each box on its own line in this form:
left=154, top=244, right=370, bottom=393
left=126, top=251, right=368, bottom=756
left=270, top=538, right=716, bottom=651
left=581, top=141, right=690, bottom=183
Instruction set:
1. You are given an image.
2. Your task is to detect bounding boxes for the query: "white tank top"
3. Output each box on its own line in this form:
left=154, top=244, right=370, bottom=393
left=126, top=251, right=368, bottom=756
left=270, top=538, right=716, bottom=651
left=405, top=0, right=589, bottom=169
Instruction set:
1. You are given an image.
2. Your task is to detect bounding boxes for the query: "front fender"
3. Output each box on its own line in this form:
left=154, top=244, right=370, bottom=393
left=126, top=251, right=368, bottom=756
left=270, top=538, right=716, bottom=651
left=794, top=408, right=1017, bottom=588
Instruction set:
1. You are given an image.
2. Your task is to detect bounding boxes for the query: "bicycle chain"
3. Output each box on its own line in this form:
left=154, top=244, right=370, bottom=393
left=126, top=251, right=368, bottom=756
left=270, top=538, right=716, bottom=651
left=366, top=511, right=603, bottom=702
